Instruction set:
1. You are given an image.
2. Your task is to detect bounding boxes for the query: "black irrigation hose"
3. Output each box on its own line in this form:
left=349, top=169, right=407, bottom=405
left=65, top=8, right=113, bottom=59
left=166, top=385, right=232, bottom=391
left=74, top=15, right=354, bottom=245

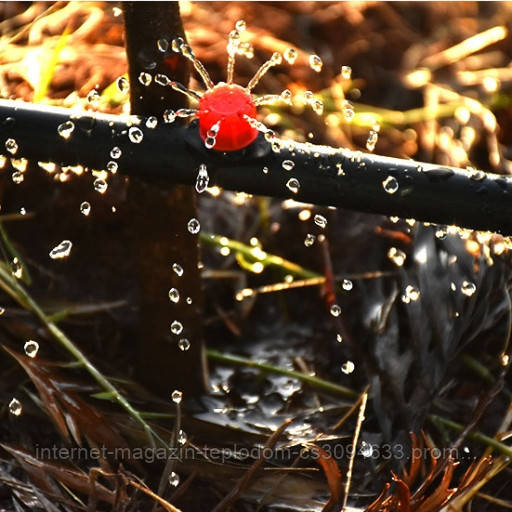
left=2, top=98, right=512, bottom=234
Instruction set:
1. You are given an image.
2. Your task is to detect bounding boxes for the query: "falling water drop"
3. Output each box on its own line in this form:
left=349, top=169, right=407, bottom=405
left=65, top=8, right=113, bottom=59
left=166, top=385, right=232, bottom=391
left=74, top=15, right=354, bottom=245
left=49, top=240, right=73, bottom=259
left=187, top=218, right=200, bottom=234
left=342, top=279, right=353, bottom=291
left=5, top=138, right=18, bottom=155
left=336, top=334, right=343, bottom=343
left=330, top=304, right=341, bottom=317
left=360, top=441, right=373, bottom=458
left=110, top=146, right=122, bottom=159
left=382, top=176, right=399, bottom=194
left=168, top=471, right=180, bottom=487
left=341, top=361, right=355, bottom=374
left=24, top=340, right=39, bottom=358
left=171, top=320, right=183, bottom=335
left=461, top=281, right=476, bottom=297
left=178, top=338, right=190, bottom=351
left=177, top=429, right=188, bottom=445
left=57, top=121, right=75, bottom=140
left=304, top=234, right=316, bottom=247
left=12, top=171, right=24, bottom=184
left=235, top=19, right=246, bottom=31
left=195, top=164, right=209, bottom=193
left=387, top=247, right=406, bottom=266
left=94, top=178, right=108, bottom=194
left=168, top=288, right=180, bottom=303
left=107, top=161, right=118, bottom=174
left=172, top=263, right=184, bottom=276
left=171, top=390, right=183, bottom=404
left=80, top=201, right=91, bottom=216
left=314, top=214, right=327, bottom=229
left=9, top=398, right=22, bottom=416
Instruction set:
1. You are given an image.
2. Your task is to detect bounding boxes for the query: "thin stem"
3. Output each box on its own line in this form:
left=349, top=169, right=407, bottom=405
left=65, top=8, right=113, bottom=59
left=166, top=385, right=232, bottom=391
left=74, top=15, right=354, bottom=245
left=0, top=263, right=165, bottom=448
left=206, top=348, right=357, bottom=399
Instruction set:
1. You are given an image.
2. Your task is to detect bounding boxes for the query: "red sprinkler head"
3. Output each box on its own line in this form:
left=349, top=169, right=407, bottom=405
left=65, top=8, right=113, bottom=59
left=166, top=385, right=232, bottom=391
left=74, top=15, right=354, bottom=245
left=197, top=84, right=258, bottom=152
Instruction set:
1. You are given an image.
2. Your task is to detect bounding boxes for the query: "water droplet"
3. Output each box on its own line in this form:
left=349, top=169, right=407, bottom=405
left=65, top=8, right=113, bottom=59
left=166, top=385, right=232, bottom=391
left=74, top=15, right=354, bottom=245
left=163, top=109, right=176, bottom=123
left=262, top=166, right=269, bottom=174
left=172, top=263, right=184, bottom=276
left=360, top=441, right=373, bottom=457
left=57, top=121, right=75, bottom=140
left=286, top=178, right=300, bottom=194
left=138, top=72, right=152, bottom=86
left=110, top=146, right=122, bottom=159
left=187, top=218, right=200, bottom=234
left=435, top=227, right=447, bottom=240
left=87, top=89, right=100, bottom=105
left=80, top=201, right=91, bottom=216
left=49, top=240, right=72, bottom=259
left=336, top=333, right=343, bottom=343
left=501, top=353, right=510, bottom=366
left=178, top=338, right=190, bottom=351
left=309, top=54, right=323, bottom=72
left=117, top=76, right=129, bottom=93
left=314, top=214, right=327, bottom=229
left=171, top=390, right=183, bottom=404
left=168, top=471, right=180, bottom=487
left=94, top=178, right=108, bottom=194
left=343, top=100, right=354, bottom=122
left=11, top=258, right=23, bottom=279
left=186, top=297, right=192, bottom=305
left=24, top=340, right=39, bottom=358
left=304, top=234, right=316, bottom=247
left=106, top=161, right=118, bottom=174
left=157, top=38, right=169, bottom=52
left=171, top=320, right=183, bottom=335
left=283, top=48, right=297, bottom=64
left=402, top=284, right=420, bottom=303
left=5, top=138, right=18, bottom=154
left=128, top=127, right=143, bottom=143
left=0, top=155, right=6, bottom=168
left=366, top=130, right=378, bottom=151
left=9, top=397, right=22, bottom=416
left=0, top=307, right=5, bottom=315
left=387, top=247, right=406, bottom=266
left=382, top=176, right=398, bottom=194
left=330, top=304, right=341, bottom=317
left=12, top=171, right=24, bottom=184
left=341, top=360, right=355, bottom=374
left=235, top=19, right=246, bottom=31
left=146, top=116, right=158, bottom=129
left=461, top=280, right=476, bottom=297
left=195, top=164, right=209, bottom=193
left=341, top=65, right=352, bottom=80
left=342, top=279, right=353, bottom=291
left=112, top=6, right=122, bottom=16
left=177, top=428, right=188, bottom=445
left=168, top=288, right=180, bottom=303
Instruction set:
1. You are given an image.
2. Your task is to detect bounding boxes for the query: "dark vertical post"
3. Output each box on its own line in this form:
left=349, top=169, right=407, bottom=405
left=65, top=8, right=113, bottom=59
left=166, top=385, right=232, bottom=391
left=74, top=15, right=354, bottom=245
left=122, top=1, right=207, bottom=396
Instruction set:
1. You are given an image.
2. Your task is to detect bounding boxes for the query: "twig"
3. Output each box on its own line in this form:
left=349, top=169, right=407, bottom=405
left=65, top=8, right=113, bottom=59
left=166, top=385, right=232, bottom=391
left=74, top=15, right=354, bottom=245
left=211, top=418, right=291, bottom=512
left=206, top=349, right=357, bottom=399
